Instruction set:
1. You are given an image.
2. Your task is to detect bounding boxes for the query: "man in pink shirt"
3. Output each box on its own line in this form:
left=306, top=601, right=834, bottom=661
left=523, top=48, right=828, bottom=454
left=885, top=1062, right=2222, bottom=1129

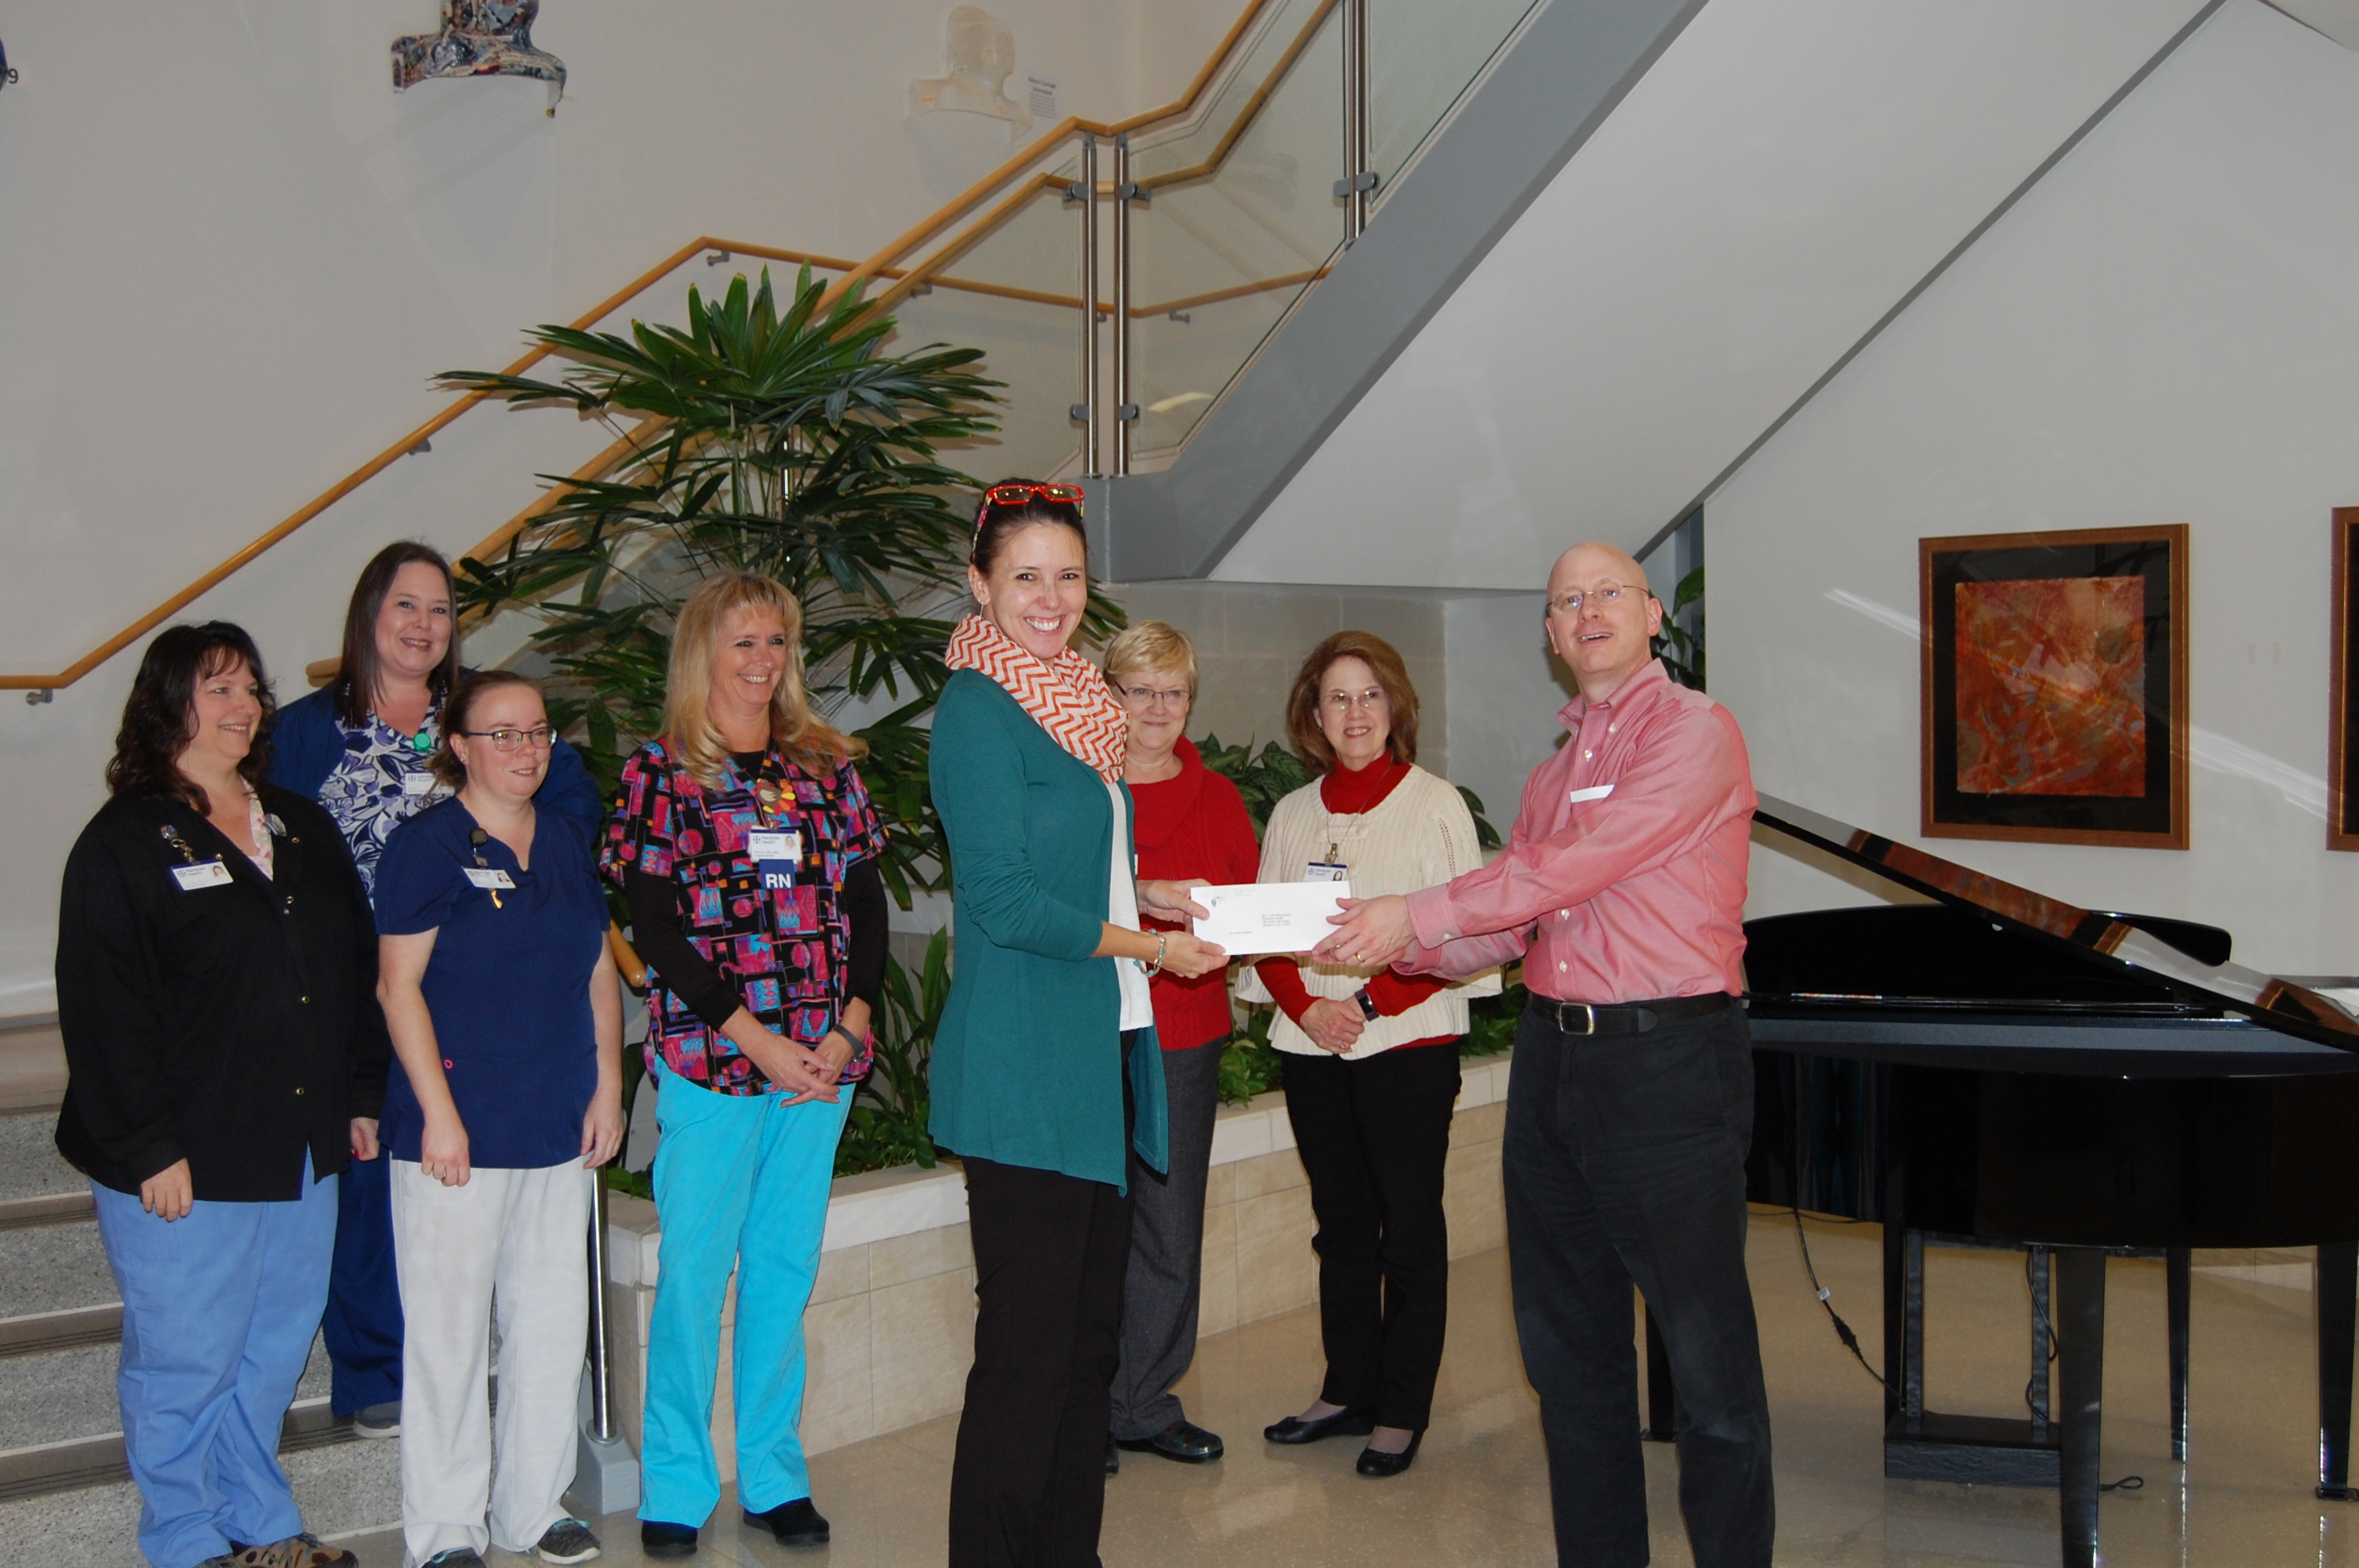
left=1316, top=541, right=1771, bottom=1568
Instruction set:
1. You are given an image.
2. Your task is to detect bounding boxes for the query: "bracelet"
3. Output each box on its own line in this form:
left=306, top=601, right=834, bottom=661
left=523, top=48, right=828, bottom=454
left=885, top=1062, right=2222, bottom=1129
left=822, top=1025, right=863, bottom=1057
left=1140, top=931, right=1169, bottom=978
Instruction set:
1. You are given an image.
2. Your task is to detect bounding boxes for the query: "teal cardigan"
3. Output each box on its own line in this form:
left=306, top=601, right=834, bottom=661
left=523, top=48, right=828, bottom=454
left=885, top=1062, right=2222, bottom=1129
left=928, top=670, right=1168, bottom=1190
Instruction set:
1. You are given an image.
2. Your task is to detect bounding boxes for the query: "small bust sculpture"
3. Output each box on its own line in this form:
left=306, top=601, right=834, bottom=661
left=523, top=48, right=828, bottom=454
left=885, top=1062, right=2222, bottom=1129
left=908, top=5, right=1030, bottom=134
left=392, top=0, right=567, bottom=114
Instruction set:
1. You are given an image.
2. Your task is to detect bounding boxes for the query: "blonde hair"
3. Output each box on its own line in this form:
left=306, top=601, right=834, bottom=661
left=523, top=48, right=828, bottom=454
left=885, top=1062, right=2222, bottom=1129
left=1102, top=620, right=1198, bottom=699
left=661, top=572, right=862, bottom=786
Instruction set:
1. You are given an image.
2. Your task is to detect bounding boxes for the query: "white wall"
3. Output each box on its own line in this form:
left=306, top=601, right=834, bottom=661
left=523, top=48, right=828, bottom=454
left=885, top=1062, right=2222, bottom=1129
left=1712, top=0, right=2359, bottom=976
left=0, top=0, right=1239, bottom=1011
left=1441, top=592, right=1572, bottom=832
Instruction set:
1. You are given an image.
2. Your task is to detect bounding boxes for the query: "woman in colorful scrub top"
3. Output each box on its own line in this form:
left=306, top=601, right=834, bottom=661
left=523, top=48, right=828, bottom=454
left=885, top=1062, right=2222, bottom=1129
left=267, top=541, right=605, bottom=1438
left=603, top=572, right=889, bottom=1558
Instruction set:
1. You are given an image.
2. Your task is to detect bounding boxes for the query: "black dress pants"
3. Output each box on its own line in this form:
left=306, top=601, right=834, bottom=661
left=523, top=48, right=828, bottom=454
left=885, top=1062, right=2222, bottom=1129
left=949, top=1156, right=1133, bottom=1568
left=1280, top=1040, right=1461, bottom=1431
left=1505, top=1003, right=1773, bottom=1568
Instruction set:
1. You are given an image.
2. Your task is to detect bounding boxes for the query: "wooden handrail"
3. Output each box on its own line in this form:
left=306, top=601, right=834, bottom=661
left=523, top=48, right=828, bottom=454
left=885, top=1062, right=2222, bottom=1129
left=3, top=0, right=1328, bottom=692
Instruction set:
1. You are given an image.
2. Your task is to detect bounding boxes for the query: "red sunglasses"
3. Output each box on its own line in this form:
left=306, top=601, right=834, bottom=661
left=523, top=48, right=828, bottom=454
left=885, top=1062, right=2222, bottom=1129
left=976, top=482, right=1085, bottom=528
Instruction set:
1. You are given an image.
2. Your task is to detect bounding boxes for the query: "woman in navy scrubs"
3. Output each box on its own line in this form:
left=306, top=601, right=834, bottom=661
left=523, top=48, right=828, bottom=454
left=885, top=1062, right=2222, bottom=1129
left=373, top=671, right=624, bottom=1568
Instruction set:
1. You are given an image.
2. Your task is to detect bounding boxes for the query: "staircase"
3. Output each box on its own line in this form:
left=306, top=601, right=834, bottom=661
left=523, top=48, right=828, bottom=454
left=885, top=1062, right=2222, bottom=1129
left=0, top=1085, right=400, bottom=1559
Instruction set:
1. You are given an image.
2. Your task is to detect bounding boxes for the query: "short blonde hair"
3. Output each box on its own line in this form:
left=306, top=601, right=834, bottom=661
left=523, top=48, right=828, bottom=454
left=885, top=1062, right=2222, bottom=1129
left=662, top=572, right=861, bottom=786
left=1102, top=620, right=1198, bottom=699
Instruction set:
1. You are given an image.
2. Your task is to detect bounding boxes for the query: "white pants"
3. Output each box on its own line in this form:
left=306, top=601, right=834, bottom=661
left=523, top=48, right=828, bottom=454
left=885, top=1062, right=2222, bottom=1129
left=390, top=1159, right=591, bottom=1566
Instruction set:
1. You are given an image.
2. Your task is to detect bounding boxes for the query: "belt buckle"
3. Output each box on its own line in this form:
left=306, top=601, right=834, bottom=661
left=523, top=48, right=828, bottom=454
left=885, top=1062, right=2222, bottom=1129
left=1565, top=1002, right=1596, bottom=1036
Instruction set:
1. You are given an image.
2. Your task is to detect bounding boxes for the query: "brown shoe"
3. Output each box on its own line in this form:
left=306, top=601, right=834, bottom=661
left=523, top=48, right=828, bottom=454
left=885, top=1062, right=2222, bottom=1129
left=231, top=1535, right=358, bottom=1568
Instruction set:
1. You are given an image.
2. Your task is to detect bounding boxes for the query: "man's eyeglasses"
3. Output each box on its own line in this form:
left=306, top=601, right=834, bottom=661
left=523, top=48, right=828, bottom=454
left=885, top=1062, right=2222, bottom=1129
left=460, top=726, right=555, bottom=753
left=1547, top=583, right=1651, bottom=616
left=977, top=482, right=1085, bottom=528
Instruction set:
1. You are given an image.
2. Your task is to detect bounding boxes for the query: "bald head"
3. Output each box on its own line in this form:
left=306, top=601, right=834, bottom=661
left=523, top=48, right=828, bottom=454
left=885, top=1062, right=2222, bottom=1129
left=1544, top=540, right=1662, bottom=702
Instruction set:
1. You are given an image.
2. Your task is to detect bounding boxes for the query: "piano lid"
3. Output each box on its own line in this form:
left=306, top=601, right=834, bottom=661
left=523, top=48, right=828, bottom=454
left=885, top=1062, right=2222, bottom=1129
left=1753, top=793, right=2359, bottom=1051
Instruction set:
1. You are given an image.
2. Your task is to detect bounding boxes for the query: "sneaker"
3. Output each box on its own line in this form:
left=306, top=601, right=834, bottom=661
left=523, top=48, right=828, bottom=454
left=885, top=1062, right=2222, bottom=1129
left=420, top=1551, right=485, bottom=1568
left=351, top=1402, right=401, bottom=1439
left=533, top=1519, right=602, bottom=1563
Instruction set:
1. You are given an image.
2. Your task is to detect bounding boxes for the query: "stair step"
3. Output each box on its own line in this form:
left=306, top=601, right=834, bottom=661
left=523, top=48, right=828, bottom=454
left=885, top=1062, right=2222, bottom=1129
left=0, top=1222, right=115, bottom=1321
left=0, top=1330, right=332, bottom=1464
left=0, top=1306, right=120, bottom=1362
left=0, top=1436, right=397, bottom=1562
left=0, top=1193, right=96, bottom=1232
left=0, top=1393, right=355, bottom=1504
left=0, top=1112, right=76, bottom=1203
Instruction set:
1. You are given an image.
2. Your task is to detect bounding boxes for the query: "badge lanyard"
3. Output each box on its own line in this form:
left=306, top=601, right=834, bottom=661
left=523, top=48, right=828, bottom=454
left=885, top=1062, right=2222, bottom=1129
left=1307, top=810, right=1355, bottom=883
left=160, top=822, right=234, bottom=891
left=464, top=827, right=514, bottom=909
left=741, top=765, right=800, bottom=893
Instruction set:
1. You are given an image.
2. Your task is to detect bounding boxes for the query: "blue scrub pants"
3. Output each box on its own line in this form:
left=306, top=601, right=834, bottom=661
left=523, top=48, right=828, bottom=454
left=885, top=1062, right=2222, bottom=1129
left=640, top=1065, right=852, bottom=1527
left=93, top=1159, right=339, bottom=1568
left=322, top=1149, right=403, bottom=1414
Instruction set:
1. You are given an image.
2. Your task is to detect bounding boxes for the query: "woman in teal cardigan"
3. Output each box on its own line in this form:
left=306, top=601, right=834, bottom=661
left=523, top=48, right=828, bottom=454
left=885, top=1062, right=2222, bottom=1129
left=929, top=482, right=1226, bottom=1568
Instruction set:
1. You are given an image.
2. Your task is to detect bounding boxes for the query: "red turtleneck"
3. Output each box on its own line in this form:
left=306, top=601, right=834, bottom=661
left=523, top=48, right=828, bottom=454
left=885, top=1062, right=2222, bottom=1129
left=1130, top=736, right=1263, bottom=1051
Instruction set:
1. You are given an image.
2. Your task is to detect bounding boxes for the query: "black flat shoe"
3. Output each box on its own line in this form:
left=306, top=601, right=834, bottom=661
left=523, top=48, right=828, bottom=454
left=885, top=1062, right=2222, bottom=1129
left=1263, top=1406, right=1376, bottom=1445
left=640, top=1519, right=699, bottom=1558
left=1105, top=1436, right=1121, bottom=1476
left=743, top=1497, right=830, bottom=1544
left=1116, top=1419, right=1226, bottom=1463
left=1357, top=1430, right=1424, bottom=1477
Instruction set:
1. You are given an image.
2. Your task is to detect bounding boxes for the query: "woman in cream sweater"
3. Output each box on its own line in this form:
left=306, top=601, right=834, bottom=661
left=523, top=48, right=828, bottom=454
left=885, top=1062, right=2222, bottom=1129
left=1243, top=630, right=1498, bottom=1478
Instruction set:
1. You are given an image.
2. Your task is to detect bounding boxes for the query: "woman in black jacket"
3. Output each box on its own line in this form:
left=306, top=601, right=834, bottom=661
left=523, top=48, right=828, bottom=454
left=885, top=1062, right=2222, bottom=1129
left=55, top=622, right=390, bottom=1568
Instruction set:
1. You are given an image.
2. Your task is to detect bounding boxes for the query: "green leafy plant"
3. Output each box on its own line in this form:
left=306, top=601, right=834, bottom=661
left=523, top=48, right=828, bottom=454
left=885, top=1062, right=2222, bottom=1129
left=441, top=265, right=1122, bottom=906
left=1653, top=564, right=1705, bottom=691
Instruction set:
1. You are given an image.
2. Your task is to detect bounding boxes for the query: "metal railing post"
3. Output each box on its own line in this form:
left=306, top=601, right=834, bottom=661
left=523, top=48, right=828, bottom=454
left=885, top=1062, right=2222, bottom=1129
left=1112, top=133, right=1139, bottom=476
left=1338, top=0, right=1372, bottom=238
left=1070, top=135, right=1101, bottom=476
left=586, top=1174, right=614, bottom=1442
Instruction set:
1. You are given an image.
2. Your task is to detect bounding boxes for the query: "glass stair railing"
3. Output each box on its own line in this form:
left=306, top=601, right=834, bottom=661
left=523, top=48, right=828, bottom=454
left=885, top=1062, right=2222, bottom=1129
left=0, top=0, right=1546, bottom=695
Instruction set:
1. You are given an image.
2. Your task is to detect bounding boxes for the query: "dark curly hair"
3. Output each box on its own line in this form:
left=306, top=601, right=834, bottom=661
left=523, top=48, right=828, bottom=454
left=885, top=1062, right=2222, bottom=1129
left=105, top=622, right=278, bottom=812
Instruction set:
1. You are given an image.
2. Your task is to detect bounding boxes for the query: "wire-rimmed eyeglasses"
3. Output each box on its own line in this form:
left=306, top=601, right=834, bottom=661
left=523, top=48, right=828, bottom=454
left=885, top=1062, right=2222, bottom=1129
left=459, top=726, right=555, bottom=753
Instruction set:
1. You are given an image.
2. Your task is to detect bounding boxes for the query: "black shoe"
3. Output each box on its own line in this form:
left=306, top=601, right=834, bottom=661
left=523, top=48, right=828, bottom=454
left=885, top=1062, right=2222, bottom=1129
left=1356, top=1429, right=1424, bottom=1477
left=640, top=1520, right=699, bottom=1558
left=1105, top=1436, right=1121, bottom=1476
left=1117, top=1419, right=1225, bottom=1463
left=1263, top=1406, right=1376, bottom=1445
left=743, top=1497, right=830, bottom=1545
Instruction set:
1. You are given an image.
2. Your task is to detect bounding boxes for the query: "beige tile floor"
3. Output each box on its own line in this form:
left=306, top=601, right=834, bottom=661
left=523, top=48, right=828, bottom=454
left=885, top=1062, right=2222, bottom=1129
left=336, top=1211, right=2359, bottom=1566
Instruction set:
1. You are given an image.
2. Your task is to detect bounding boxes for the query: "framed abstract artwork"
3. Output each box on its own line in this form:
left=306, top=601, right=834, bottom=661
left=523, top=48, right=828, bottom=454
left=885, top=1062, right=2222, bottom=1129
left=2331, top=510, right=2359, bottom=849
left=1919, top=524, right=2189, bottom=849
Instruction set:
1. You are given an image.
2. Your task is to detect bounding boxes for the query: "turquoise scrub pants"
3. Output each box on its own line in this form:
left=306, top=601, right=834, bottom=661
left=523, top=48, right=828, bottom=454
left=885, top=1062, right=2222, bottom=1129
left=639, top=1064, right=853, bottom=1526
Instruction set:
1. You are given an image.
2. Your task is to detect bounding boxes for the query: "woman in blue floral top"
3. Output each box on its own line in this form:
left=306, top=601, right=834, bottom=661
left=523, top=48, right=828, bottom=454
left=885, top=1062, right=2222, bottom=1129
left=603, top=572, right=888, bottom=1556
left=267, top=540, right=604, bottom=1440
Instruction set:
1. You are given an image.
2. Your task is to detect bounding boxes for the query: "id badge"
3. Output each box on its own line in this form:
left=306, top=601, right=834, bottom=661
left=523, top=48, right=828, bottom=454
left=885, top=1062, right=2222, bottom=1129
left=749, top=829, right=801, bottom=891
left=402, top=770, right=437, bottom=797
left=463, top=867, right=517, bottom=891
left=172, top=860, right=234, bottom=891
left=1305, top=861, right=1348, bottom=882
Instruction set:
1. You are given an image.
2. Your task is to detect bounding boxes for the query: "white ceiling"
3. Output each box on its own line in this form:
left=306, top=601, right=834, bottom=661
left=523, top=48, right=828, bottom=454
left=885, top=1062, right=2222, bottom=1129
left=1212, top=0, right=2217, bottom=590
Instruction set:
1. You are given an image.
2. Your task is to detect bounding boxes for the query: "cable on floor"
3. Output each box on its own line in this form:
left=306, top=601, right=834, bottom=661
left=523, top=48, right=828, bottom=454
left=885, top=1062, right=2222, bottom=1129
left=1790, top=1207, right=1883, bottom=1386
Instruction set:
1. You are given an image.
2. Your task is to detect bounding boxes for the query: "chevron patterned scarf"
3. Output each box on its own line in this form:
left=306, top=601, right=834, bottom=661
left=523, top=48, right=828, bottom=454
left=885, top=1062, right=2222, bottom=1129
left=944, top=613, right=1129, bottom=781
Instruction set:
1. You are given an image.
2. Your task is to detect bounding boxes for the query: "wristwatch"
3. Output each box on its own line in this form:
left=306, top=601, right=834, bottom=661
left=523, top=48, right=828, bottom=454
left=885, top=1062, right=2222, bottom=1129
left=1353, top=986, right=1379, bottom=1022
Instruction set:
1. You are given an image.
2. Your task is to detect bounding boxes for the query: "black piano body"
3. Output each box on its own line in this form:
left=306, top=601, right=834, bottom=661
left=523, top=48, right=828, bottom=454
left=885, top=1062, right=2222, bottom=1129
left=1736, top=797, right=2359, bottom=1568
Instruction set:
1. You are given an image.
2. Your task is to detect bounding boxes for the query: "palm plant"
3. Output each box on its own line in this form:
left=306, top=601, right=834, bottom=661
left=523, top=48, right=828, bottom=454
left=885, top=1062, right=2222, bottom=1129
left=441, top=265, right=1122, bottom=902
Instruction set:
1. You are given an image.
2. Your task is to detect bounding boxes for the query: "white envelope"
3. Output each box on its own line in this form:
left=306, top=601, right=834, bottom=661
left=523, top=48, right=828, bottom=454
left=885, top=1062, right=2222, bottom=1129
left=1189, top=880, right=1350, bottom=956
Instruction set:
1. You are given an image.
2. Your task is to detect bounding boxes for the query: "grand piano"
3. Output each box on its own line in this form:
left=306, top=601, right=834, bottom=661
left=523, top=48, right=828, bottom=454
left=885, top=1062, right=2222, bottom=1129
left=1732, top=795, right=2359, bottom=1568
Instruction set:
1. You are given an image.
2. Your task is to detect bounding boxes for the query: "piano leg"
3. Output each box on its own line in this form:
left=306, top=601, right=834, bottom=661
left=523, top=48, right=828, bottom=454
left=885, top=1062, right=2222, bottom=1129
left=2317, top=1240, right=2357, bottom=1501
left=2166, top=1247, right=2190, bottom=1465
left=2029, top=1246, right=2052, bottom=1439
left=2056, top=1247, right=2106, bottom=1568
left=1642, top=1300, right=1676, bottom=1442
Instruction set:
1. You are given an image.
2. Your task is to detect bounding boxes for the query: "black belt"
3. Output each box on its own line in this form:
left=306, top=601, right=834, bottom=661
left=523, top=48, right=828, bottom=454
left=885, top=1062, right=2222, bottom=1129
left=1526, top=992, right=1735, bottom=1036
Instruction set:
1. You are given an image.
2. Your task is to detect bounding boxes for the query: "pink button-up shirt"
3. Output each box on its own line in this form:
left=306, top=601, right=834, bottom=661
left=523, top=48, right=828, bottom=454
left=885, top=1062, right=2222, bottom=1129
left=1401, top=660, right=1754, bottom=1004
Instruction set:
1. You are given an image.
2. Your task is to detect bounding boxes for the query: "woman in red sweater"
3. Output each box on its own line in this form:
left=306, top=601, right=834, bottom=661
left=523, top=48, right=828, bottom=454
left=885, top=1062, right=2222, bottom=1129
left=1101, top=622, right=1259, bottom=1472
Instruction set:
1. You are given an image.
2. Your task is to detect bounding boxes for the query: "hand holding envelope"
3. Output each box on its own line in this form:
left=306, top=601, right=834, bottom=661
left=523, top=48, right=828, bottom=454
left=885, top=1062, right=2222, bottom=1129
left=1189, top=880, right=1353, bottom=956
